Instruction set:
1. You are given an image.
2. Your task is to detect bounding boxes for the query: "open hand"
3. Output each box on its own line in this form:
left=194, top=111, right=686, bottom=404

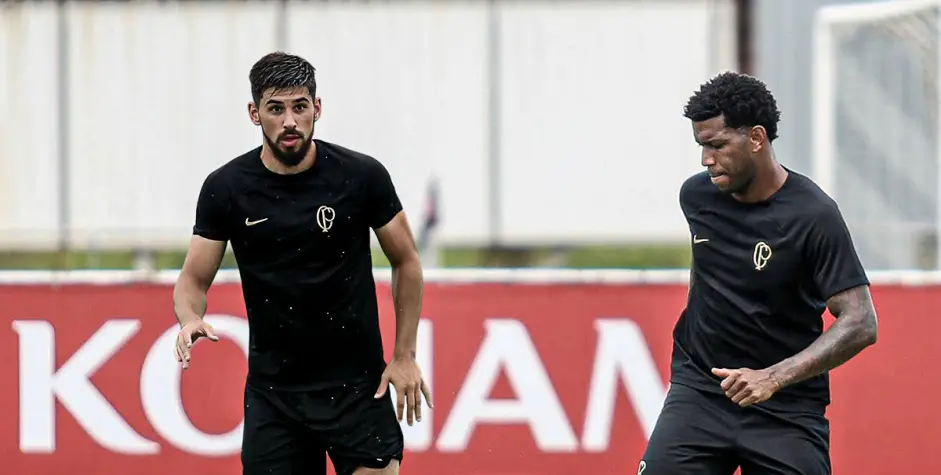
left=174, top=320, right=219, bottom=370
left=712, top=367, right=780, bottom=407
left=375, top=355, right=433, bottom=426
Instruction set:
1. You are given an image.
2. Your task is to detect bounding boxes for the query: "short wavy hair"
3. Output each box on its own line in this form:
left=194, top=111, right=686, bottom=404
left=249, top=52, right=317, bottom=104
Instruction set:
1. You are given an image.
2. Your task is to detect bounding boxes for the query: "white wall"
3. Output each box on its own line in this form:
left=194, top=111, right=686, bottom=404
left=0, top=0, right=736, bottom=250
left=0, top=3, right=60, bottom=249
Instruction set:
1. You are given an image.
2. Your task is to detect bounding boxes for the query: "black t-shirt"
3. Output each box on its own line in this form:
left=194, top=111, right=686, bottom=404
left=192, top=139, right=403, bottom=390
left=672, top=169, right=869, bottom=413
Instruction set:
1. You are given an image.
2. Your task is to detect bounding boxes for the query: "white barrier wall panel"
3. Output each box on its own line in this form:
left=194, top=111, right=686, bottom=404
left=0, top=3, right=61, bottom=249
left=498, top=1, right=733, bottom=244
left=65, top=1, right=279, bottom=249
left=285, top=1, right=491, bottom=246
left=0, top=1, right=734, bottom=250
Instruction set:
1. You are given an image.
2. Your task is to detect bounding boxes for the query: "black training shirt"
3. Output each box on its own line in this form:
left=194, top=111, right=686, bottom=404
left=193, top=139, right=403, bottom=390
left=672, top=169, right=869, bottom=412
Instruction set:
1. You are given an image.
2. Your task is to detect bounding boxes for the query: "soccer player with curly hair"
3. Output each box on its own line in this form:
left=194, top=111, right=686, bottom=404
left=638, top=72, right=879, bottom=475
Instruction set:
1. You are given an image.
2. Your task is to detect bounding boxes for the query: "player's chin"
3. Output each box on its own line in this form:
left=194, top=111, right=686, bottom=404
left=710, top=174, right=732, bottom=190
left=278, top=142, right=307, bottom=156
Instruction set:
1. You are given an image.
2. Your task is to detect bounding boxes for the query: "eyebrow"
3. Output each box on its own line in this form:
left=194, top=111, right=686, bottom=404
left=265, top=97, right=311, bottom=106
left=695, top=131, right=725, bottom=143
left=695, top=137, right=726, bottom=148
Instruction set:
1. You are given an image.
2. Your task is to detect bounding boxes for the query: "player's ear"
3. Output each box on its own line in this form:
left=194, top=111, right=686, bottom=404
left=248, top=101, right=261, bottom=126
left=313, top=97, right=322, bottom=123
left=748, top=126, right=766, bottom=152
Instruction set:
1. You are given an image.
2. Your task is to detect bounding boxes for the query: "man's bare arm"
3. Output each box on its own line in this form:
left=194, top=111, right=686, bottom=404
left=374, top=211, right=423, bottom=359
left=767, top=284, right=878, bottom=388
left=173, top=236, right=227, bottom=327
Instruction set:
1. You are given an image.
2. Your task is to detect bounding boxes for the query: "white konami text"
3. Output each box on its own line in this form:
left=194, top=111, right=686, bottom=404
left=12, top=316, right=667, bottom=456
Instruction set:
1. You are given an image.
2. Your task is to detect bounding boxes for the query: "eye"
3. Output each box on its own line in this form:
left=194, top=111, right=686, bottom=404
left=293, top=104, right=307, bottom=112
left=269, top=106, right=283, bottom=113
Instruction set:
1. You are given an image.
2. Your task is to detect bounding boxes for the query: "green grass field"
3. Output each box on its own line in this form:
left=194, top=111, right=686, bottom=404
left=0, top=243, right=692, bottom=270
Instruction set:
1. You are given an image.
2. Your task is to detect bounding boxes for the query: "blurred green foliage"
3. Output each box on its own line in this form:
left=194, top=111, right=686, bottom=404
left=0, top=243, right=691, bottom=270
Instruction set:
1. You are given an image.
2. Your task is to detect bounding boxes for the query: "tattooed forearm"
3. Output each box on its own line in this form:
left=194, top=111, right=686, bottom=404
left=767, top=285, right=878, bottom=389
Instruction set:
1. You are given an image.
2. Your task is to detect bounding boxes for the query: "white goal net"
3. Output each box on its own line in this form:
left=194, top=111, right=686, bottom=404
left=813, top=0, right=941, bottom=270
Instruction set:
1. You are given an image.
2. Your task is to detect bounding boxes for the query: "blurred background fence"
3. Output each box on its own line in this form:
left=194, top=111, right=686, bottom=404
left=2, top=0, right=941, bottom=270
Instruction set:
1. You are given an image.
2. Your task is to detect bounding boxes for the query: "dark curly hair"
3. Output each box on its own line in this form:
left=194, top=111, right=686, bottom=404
left=249, top=52, right=317, bottom=104
left=683, top=71, right=781, bottom=142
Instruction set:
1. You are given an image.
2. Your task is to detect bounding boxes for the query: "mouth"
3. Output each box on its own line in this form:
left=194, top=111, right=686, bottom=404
left=709, top=172, right=729, bottom=186
left=280, top=135, right=302, bottom=147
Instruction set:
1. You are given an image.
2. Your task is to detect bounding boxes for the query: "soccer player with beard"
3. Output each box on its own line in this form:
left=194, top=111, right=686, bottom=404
left=172, top=52, right=429, bottom=475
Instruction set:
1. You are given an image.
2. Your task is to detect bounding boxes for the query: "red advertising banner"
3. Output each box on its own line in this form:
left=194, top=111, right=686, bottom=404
left=0, top=272, right=937, bottom=474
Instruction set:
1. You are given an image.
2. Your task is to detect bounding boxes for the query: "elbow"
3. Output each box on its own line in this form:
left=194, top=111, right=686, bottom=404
left=174, top=270, right=211, bottom=299
left=836, top=310, right=878, bottom=351
left=856, top=315, right=879, bottom=348
left=390, top=252, right=422, bottom=273
left=390, top=257, right=423, bottom=288
left=394, top=259, right=423, bottom=282
left=862, top=323, right=878, bottom=347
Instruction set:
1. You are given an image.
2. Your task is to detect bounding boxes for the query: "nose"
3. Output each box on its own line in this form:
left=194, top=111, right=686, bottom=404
left=283, top=111, right=298, bottom=129
left=701, top=148, right=716, bottom=168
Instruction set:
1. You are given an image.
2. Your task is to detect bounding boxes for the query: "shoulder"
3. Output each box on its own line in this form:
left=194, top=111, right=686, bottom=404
left=202, top=147, right=263, bottom=191
left=679, top=171, right=715, bottom=211
left=680, top=171, right=712, bottom=194
left=780, top=171, right=843, bottom=221
left=318, top=140, right=390, bottom=179
left=777, top=172, right=853, bottom=250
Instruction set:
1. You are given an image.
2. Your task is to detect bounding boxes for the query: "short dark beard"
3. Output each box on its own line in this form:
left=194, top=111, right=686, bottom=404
left=263, top=131, right=311, bottom=167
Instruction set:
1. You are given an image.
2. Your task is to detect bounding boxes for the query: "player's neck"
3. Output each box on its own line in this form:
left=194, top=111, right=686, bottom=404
left=733, top=158, right=788, bottom=203
left=260, top=140, right=318, bottom=175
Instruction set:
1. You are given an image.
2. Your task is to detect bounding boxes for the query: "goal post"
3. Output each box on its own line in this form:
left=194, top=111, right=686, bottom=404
left=812, top=0, right=941, bottom=270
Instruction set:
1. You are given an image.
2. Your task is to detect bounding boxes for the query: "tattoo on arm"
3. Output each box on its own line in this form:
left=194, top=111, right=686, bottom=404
left=768, top=285, right=878, bottom=389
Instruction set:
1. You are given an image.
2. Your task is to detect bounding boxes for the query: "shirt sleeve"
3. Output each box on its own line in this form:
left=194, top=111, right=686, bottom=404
left=192, top=172, right=232, bottom=242
left=679, top=174, right=699, bottom=229
left=679, top=178, right=692, bottom=224
left=805, top=205, right=870, bottom=300
left=364, top=158, right=404, bottom=229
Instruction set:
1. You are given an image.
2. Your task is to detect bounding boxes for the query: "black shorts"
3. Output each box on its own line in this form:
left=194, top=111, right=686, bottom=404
left=241, top=377, right=404, bottom=475
left=640, top=383, right=830, bottom=475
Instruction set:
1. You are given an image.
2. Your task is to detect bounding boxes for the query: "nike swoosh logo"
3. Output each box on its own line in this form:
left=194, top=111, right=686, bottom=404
left=245, top=217, right=269, bottom=226
left=693, top=236, right=709, bottom=244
